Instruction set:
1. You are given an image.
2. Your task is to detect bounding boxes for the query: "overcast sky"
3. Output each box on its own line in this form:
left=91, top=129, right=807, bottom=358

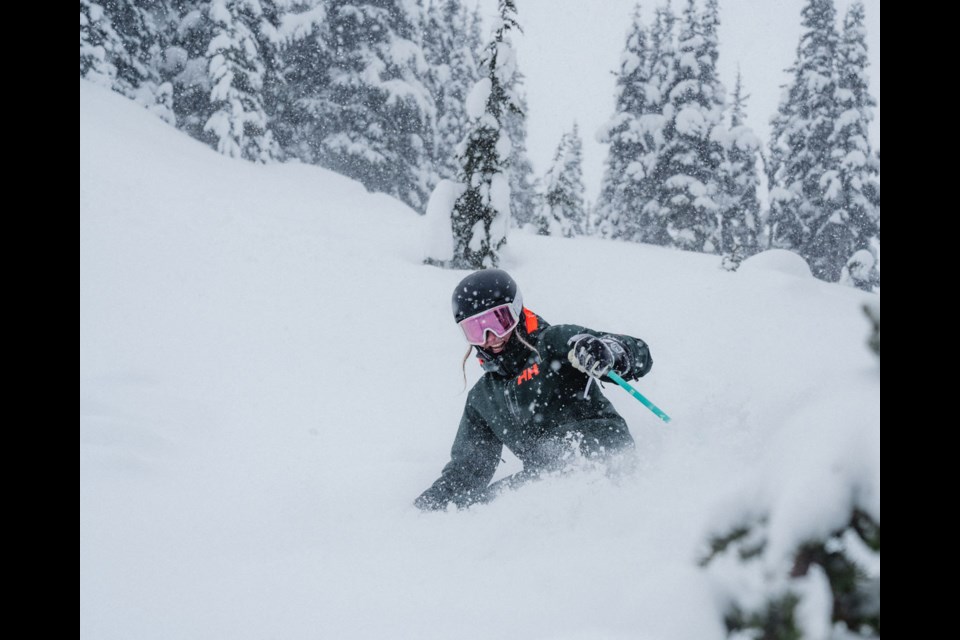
left=477, top=0, right=881, bottom=201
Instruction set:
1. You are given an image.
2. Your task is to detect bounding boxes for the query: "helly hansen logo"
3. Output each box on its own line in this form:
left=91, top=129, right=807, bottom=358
left=517, top=364, right=540, bottom=385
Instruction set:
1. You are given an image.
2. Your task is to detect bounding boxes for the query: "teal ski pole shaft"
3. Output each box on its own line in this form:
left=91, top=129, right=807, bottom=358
left=607, top=371, right=671, bottom=423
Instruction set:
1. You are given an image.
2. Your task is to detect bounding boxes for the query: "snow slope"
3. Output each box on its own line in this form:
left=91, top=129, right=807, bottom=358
left=80, top=80, right=879, bottom=640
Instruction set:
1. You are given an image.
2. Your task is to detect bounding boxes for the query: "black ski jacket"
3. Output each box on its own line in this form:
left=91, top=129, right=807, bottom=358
left=415, top=309, right=652, bottom=510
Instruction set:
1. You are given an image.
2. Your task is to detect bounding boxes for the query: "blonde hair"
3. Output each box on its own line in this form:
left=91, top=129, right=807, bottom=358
left=460, top=345, right=473, bottom=389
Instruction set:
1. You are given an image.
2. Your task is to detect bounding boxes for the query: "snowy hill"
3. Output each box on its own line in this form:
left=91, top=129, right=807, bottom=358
left=80, top=80, right=879, bottom=640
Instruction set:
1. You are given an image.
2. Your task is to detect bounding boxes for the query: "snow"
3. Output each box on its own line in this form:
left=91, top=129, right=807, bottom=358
left=495, top=130, right=513, bottom=159
left=675, top=106, right=709, bottom=137
left=80, top=80, right=879, bottom=640
left=739, top=248, right=814, bottom=278
left=724, top=124, right=763, bottom=152
left=423, top=179, right=464, bottom=262
left=620, top=50, right=641, bottom=76
left=465, top=77, right=491, bottom=120
left=278, top=2, right=326, bottom=43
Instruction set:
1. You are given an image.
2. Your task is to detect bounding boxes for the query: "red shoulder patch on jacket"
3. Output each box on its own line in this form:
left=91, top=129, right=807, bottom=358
left=523, top=307, right=538, bottom=334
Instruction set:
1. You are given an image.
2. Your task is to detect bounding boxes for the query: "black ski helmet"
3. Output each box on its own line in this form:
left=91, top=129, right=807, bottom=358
left=452, top=269, right=523, bottom=323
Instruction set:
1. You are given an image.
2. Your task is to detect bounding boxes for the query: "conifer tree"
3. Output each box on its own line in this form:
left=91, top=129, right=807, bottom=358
left=630, top=2, right=678, bottom=245
left=650, top=0, right=726, bottom=253
left=274, top=1, right=333, bottom=162
left=252, top=1, right=285, bottom=155
left=81, top=1, right=124, bottom=86
left=595, top=4, right=660, bottom=241
left=505, top=74, right=538, bottom=229
left=703, top=509, right=880, bottom=639
left=830, top=1, right=880, bottom=288
left=447, top=0, right=521, bottom=268
left=166, top=0, right=220, bottom=141
left=316, top=1, right=434, bottom=212
left=80, top=0, right=174, bottom=122
left=839, top=249, right=879, bottom=291
left=717, top=70, right=763, bottom=266
left=649, top=3, right=678, bottom=114
left=204, top=0, right=281, bottom=162
left=535, top=124, right=587, bottom=237
left=420, top=0, right=449, bottom=192
left=767, top=0, right=841, bottom=279
left=424, top=0, right=479, bottom=184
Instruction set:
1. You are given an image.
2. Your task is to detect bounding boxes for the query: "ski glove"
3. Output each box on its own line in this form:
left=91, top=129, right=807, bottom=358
left=567, top=334, right=621, bottom=379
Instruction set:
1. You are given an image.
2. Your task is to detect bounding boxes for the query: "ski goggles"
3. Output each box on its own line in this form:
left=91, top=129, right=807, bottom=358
left=458, top=303, right=521, bottom=345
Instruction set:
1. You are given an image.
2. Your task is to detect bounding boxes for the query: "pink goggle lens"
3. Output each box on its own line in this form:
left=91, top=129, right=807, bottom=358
left=458, top=304, right=520, bottom=345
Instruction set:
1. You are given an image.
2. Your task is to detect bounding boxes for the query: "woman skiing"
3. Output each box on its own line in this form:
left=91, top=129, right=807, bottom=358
left=415, top=269, right=653, bottom=511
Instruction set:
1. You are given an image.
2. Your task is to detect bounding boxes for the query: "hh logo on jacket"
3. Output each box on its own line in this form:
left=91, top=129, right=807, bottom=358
left=517, top=364, right=540, bottom=385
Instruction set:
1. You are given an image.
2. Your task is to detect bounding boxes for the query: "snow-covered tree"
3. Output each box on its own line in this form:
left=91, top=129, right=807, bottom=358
left=839, top=249, right=879, bottom=292
left=703, top=509, right=880, bottom=639
left=204, top=0, right=281, bottom=162
left=534, top=124, right=586, bottom=237
left=767, top=0, right=841, bottom=279
left=595, top=4, right=662, bottom=241
left=504, top=73, right=538, bottom=229
left=830, top=1, right=880, bottom=289
left=650, top=0, right=726, bottom=253
left=81, top=1, right=123, bottom=86
left=649, top=3, right=678, bottom=113
left=716, top=70, right=763, bottom=266
left=251, top=1, right=285, bottom=154
left=166, top=0, right=220, bottom=140
left=315, top=0, right=434, bottom=212
left=80, top=0, right=174, bottom=122
left=422, top=0, right=479, bottom=187
left=626, top=2, right=678, bottom=245
left=273, top=1, right=332, bottom=162
left=440, top=0, right=521, bottom=269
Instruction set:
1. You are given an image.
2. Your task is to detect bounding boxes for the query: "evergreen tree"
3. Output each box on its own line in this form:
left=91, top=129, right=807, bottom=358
left=716, top=69, right=763, bottom=267
left=703, top=509, right=880, bottom=639
left=274, top=1, right=333, bottom=162
left=316, top=0, right=435, bottom=212
left=447, top=0, right=521, bottom=269
left=630, top=2, right=678, bottom=245
left=595, top=4, right=661, bottom=241
left=421, top=0, right=448, bottom=186
left=166, top=0, right=220, bottom=141
left=535, top=124, right=587, bottom=237
left=81, top=1, right=123, bottom=86
left=839, top=249, right=879, bottom=291
left=204, top=0, right=281, bottom=162
left=423, top=0, right=479, bottom=185
left=80, top=0, right=174, bottom=122
left=649, top=3, right=678, bottom=114
left=252, top=0, right=285, bottom=155
left=830, top=1, right=880, bottom=289
left=505, top=73, right=538, bottom=229
left=650, top=0, right=726, bottom=253
left=767, top=0, right=841, bottom=280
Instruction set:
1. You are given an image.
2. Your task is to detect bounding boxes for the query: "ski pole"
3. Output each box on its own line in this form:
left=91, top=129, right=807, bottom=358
left=607, top=371, right=671, bottom=423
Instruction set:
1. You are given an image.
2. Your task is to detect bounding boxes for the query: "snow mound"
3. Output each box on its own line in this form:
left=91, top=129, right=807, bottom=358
left=739, top=249, right=813, bottom=278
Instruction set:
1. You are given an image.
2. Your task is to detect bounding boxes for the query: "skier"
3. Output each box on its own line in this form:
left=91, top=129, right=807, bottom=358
left=414, top=269, right=653, bottom=511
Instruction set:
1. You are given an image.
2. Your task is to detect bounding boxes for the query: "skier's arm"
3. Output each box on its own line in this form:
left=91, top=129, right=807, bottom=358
left=414, top=404, right=503, bottom=511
